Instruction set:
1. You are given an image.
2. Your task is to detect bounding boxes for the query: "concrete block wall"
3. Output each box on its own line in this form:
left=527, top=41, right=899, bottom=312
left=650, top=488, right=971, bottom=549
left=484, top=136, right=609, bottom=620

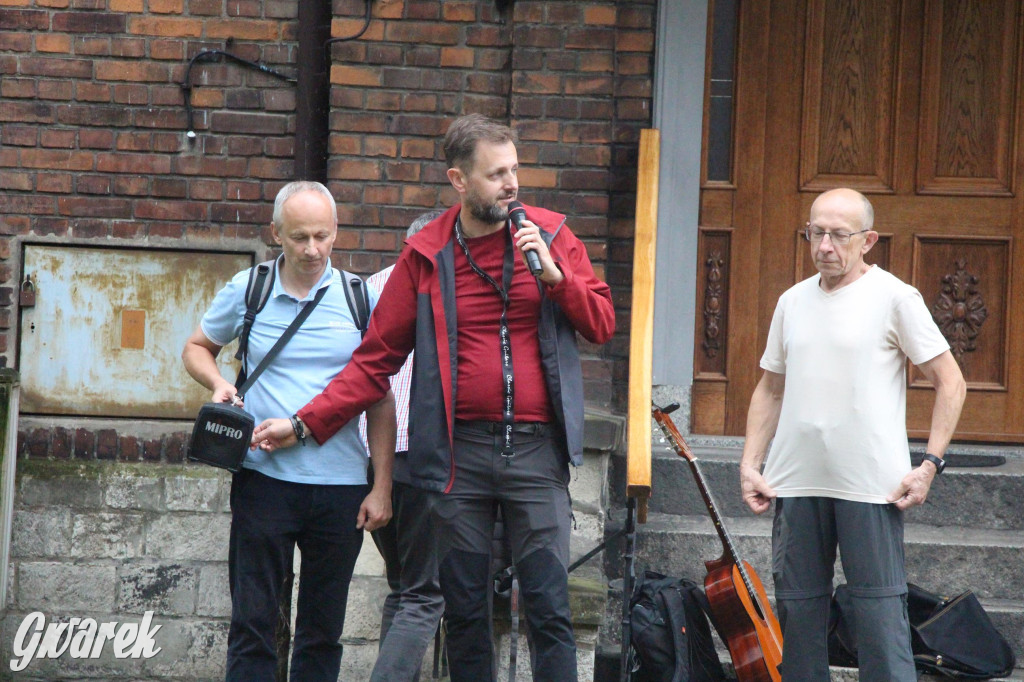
left=1, top=415, right=619, bottom=680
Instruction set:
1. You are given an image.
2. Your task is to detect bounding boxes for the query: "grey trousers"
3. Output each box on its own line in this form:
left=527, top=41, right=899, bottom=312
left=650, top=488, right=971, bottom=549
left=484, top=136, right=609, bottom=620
left=368, top=455, right=445, bottom=682
left=433, top=420, right=577, bottom=682
left=772, top=497, right=916, bottom=681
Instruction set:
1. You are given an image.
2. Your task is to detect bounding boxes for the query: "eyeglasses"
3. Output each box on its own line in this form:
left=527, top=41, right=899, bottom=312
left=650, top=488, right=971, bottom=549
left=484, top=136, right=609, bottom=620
left=803, top=226, right=870, bottom=245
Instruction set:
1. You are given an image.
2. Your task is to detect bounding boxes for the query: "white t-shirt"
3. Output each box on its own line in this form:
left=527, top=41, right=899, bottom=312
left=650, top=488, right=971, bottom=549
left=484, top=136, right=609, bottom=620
left=760, top=266, right=950, bottom=503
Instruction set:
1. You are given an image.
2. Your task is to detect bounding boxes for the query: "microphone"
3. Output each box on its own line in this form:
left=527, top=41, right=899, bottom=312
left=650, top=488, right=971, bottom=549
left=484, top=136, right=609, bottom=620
left=507, top=201, right=544, bottom=276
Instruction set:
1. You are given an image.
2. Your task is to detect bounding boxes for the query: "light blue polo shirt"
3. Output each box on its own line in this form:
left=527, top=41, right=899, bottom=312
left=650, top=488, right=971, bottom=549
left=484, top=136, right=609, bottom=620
left=200, top=257, right=378, bottom=485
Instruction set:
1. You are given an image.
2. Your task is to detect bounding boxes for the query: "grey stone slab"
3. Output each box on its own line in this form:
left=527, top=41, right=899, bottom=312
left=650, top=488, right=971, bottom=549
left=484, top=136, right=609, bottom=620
left=164, top=475, right=222, bottom=512
left=196, top=564, right=231, bottom=618
left=71, top=512, right=146, bottom=559
left=18, top=474, right=105, bottom=510
left=17, top=562, right=117, bottom=612
left=104, top=474, right=164, bottom=512
left=118, top=564, right=198, bottom=616
left=144, top=514, right=229, bottom=562
left=142, top=618, right=228, bottom=680
left=12, top=508, right=72, bottom=558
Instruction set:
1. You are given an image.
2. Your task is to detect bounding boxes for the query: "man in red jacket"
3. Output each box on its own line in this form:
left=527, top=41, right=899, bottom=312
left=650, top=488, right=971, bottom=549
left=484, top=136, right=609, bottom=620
left=252, top=113, right=615, bottom=681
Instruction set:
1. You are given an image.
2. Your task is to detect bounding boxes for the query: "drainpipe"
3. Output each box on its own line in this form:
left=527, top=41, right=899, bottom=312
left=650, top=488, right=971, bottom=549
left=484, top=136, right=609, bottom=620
left=294, top=0, right=332, bottom=182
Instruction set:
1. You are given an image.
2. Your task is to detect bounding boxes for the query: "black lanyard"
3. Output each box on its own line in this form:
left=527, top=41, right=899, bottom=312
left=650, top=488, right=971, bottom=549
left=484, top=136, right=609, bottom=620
left=454, top=218, right=517, bottom=463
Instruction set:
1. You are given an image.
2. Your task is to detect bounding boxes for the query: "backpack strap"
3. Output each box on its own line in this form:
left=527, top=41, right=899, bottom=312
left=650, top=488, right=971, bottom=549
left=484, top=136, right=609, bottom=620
left=659, top=584, right=691, bottom=682
left=234, top=259, right=276, bottom=385
left=340, top=270, right=371, bottom=337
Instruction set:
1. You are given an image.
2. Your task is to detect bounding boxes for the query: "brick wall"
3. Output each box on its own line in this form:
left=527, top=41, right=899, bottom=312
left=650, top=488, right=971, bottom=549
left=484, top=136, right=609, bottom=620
left=1, top=0, right=654, bottom=420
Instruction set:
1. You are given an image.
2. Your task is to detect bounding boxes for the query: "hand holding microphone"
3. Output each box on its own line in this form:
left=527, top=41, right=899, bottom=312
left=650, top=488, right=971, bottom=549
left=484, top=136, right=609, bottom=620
left=507, top=201, right=544, bottom=276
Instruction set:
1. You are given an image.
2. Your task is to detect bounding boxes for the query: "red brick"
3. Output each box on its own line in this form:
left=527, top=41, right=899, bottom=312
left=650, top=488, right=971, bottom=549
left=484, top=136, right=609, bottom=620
left=331, top=64, right=382, bottom=87
left=96, top=429, right=118, bottom=460
left=385, top=22, right=459, bottom=45
left=96, top=153, right=171, bottom=174
left=0, top=9, right=49, bottom=31
left=149, top=0, right=183, bottom=12
left=27, top=428, right=52, bottom=459
left=442, top=2, right=476, bottom=21
left=190, top=179, right=224, bottom=201
left=77, top=175, right=111, bottom=194
left=206, top=19, right=281, bottom=40
left=136, top=201, right=206, bottom=222
left=1, top=79, right=37, bottom=99
left=74, top=37, right=111, bottom=56
left=74, top=428, right=94, bottom=459
left=142, top=438, right=161, bottom=461
left=366, top=91, right=402, bottom=111
left=119, top=435, right=140, bottom=462
left=364, top=185, right=400, bottom=205
left=112, top=176, right=149, bottom=195
left=0, top=34, right=32, bottom=51
left=52, top=11, right=126, bottom=33
left=385, top=162, right=420, bottom=182
left=401, top=185, right=439, bottom=207
left=583, top=5, right=616, bottom=26
left=96, top=60, right=169, bottom=82
left=37, top=173, right=73, bottom=193
left=79, top=129, right=114, bottom=149
left=111, top=37, right=146, bottom=57
left=38, top=80, right=73, bottom=100
left=58, top=196, right=131, bottom=218
left=2, top=126, right=37, bottom=146
left=33, top=217, right=67, bottom=236
left=20, top=56, right=93, bottom=78
left=36, top=33, right=72, bottom=53
left=364, top=136, right=398, bottom=157
left=21, top=149, right=94, bottom=171
left=0, top=173, right=32, bottom=191
left=128, top=16, right=202, bottom=37
left=76, top=81, right=111, bottom=102
left=224, top=181, right=263, bottom=201
left=149, top=223, right=185, bottom=238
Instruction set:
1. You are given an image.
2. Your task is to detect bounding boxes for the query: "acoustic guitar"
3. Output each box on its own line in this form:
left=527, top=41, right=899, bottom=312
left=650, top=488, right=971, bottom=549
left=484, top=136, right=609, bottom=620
left=652, top=402, right=783, bottom=682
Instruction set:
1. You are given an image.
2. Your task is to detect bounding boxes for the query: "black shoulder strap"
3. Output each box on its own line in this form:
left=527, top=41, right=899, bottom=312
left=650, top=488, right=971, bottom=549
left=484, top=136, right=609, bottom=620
left=236, top=284, right=328, bottom=397
left=340, top=271, right=371, bottom=337
left=234, top=259, right=276, bottom=379
left=660, top=585, right=691, bottom=682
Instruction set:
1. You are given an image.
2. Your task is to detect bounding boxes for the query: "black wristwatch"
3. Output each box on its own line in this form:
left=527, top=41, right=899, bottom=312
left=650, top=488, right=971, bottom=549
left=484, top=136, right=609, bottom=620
left=922, top=452, right=945, bottom=475
left=290, top=414, right=307, bottom=447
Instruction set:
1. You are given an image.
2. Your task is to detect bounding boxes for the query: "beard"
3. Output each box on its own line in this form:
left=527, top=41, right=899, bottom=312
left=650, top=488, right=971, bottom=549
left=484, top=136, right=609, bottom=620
left=466, top=191, right=511, bottom=225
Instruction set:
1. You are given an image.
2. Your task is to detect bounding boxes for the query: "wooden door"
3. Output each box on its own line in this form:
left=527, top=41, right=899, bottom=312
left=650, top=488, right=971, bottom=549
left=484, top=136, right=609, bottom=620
left=693, top=0, right=1024, bottom=442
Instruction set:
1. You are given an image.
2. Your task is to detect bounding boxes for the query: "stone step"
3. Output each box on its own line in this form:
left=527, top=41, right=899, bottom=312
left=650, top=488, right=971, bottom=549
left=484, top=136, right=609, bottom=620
left=610, top=442, right=1024, bottom=530
left=601, top=511, right=1024, bottom=663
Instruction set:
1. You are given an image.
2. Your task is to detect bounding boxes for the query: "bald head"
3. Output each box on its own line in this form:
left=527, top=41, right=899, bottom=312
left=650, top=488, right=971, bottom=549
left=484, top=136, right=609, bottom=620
left=810, top=188, right=874, bottom=232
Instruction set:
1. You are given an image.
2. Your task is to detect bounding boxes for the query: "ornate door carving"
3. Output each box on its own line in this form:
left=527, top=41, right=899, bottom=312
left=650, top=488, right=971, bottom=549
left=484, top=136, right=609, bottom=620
left=695, top=0, right=1024, bottom=441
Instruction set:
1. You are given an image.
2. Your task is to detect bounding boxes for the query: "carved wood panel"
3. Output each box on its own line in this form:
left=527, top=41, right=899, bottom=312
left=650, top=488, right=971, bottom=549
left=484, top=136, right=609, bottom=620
left=917, top=0, right=1019, bottom=195
left=799, top=0, right=900, bottom=192
left=694, top=228, right=732, bottom=379
left=911, top=236, right=1010, bottom=389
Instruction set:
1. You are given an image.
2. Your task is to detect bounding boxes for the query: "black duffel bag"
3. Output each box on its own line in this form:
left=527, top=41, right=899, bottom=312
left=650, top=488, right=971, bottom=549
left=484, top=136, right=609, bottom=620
left=828, top=582, right=1015, bottom=679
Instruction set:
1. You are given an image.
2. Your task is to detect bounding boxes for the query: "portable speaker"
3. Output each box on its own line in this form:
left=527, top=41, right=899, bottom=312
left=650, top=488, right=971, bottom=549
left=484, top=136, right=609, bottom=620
left=187, top=402, right=255, bottom=473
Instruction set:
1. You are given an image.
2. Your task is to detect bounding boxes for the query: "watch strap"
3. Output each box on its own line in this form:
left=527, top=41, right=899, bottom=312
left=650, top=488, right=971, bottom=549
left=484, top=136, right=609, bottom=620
left=922, top=452, right=945, bottom=474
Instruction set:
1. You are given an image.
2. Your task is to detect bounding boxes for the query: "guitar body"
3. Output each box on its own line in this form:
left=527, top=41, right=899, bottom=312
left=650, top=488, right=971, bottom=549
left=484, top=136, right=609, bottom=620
left=704, top=558, right=783, bottom=682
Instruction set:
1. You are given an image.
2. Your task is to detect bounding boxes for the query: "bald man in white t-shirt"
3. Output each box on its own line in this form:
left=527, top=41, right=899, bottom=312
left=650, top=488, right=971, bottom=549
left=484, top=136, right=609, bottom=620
left=740, top=188, right=966, bottom=680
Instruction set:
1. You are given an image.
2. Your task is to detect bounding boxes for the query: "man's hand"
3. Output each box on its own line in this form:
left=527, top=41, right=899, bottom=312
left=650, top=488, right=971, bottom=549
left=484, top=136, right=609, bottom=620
left=251, top=418, right=297, bottom=451
left=356, top=486, right=392, bottom=532
left=887, top=464, right=936, bottom=510
left=211, top=379, right=242, bottom=407
left=741, top=464, right=777, bottom=515
left=513, top=219, right=564, bottom=287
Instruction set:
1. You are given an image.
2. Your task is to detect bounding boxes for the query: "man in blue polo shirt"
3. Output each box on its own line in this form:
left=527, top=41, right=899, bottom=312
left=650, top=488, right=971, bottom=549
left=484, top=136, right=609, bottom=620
left=182, top=180, right=396, bottom=681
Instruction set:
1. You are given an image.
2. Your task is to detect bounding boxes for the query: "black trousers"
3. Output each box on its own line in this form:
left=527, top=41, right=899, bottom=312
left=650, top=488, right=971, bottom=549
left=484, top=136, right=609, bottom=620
left=226, top=468, right=366, bottom=682
left=433, top=420, right=577, bottom=682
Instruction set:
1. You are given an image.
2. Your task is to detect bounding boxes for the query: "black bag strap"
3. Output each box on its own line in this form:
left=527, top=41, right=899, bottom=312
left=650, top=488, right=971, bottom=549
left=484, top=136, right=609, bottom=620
left=659, top=584, right=690, bottom=682
left=234, top=259, right=276, bottom=372
left=340, top=270, right=371, bottom=337
left=236, top=284, right=328, bottom=398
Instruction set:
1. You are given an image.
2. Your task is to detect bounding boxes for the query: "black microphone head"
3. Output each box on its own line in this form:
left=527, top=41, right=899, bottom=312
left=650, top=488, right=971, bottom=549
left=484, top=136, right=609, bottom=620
left=507, top=200, right=526, bottom=227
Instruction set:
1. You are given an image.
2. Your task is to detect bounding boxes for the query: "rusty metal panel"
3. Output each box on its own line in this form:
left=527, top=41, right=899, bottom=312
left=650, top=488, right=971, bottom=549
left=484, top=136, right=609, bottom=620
left=19, top=246, right=251, bottom=419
